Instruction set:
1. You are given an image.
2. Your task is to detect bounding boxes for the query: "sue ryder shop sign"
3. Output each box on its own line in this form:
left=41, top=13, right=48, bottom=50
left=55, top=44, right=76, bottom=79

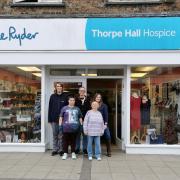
left=0, top=17, right=180, bottom=51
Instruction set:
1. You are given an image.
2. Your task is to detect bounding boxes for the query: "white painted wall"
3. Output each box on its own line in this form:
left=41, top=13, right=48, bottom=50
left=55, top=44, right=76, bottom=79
left=0, top=51, right=180, bottom=65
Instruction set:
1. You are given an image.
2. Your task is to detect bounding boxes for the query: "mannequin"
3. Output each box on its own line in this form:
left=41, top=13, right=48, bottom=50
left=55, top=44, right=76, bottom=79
left=140, top=95, right=151, bottom=142
left=130, top=92, right=141, bottom=144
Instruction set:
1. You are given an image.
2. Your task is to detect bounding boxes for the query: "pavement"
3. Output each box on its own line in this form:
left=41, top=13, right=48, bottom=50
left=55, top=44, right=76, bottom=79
left=0, top=146, right=180, bottom=180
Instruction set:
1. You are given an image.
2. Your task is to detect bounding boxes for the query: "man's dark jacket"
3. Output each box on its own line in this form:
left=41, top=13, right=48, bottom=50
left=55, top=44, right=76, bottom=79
left=75, top=96, right=91, bottom=119
left=48, top=92, right=68, bottom=123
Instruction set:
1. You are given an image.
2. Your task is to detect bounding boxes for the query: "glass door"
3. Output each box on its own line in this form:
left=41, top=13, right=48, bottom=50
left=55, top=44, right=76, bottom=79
left=116, top=80, right=122, bottom=140
left=47, top=78, right=86, bottom=149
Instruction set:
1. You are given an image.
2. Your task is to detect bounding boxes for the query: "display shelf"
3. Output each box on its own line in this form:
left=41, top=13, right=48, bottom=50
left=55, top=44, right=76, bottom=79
left=17, top=130, right=28, bottom=133
left=0, top=115, right=12, bottom=119
left=12, top=106, right=34, bottom=109
left=11, top=99, right=35, bottom=101
left=0, top=90, right=11, bottom=93
left=16, top=117, right=31, bottom=122
left=0, top=71, right=41, bottom=144
left=0, top=108, right=12, bottom=110
left=10, top=91, right=36, bottom=95
left=0, top=127, right=15, bottom=130
left=33, top=129, right=41, bottom=134
left=1, top=98, right=11, bottom=101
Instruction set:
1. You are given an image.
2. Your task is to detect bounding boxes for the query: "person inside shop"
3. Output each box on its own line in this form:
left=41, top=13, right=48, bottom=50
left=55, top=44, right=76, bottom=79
left=59, top=96, right=83, bottom=160
left=48, top=82, right=68, bottom=156
left=94, top=93, right=112, bottom=157
left=75, top=87, right=91, bottom=155
left=140, top=95, right=151, bottom=141
left=130, top=91, right=141, bottom=144
left=83, top=101, right=104, bottom=161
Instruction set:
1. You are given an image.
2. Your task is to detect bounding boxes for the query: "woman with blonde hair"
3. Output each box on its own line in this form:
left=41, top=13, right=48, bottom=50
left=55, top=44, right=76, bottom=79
left=83, top=101, right=104, bottom=161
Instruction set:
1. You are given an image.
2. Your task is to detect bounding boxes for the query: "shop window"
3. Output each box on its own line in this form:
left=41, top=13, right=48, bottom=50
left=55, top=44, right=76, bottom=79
left=87, top=69, right=124, bottom=76
left=49, top=68, right=124, bottom=76
left=130, top=66, right=180, bottom=145
left=107, top=0, right=174, bottom=4
left=0, top=66, right=41, bottom=143
left=14, top=0, right=63, bottom=4
left=50, top=69, right=86, bottom=76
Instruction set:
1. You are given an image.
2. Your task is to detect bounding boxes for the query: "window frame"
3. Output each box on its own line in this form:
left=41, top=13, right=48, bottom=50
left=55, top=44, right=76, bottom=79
left=106, top=0, right=175, bottom=5
left=12, top=0, right=65, bottom=7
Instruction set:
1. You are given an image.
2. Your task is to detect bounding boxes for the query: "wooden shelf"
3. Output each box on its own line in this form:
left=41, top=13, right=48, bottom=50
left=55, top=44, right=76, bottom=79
left=0, top=90, right=11, bottom=93
left=0, top=116, right=12, bottom=119
left=0, top=108, right=12, bottom=110
left=11, top=99, right=35, bottom=101
left=12, top=106, right=34, bottom=109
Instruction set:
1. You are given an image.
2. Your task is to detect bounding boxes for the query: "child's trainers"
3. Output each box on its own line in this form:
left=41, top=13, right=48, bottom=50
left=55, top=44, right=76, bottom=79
left=88, top=157, right=92, bottom=161
left=62, top=153, right=68, bottom=160
left=97, top=157, right=101, bottom=161
left=72, top=152, right=77, bottom=160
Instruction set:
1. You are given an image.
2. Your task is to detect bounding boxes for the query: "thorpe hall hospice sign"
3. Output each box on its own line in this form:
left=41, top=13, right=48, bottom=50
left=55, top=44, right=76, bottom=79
left=0, top=17, right=180, bottom=51
left=85, top=18, right=180, bottom=50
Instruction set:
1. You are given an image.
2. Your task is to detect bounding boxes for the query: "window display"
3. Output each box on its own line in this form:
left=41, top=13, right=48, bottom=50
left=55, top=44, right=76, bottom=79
left=0, top=67, right=41, bottom=143
left=130, top=92, right=141, bottom=144
left=131, top=66, right=180, bottom=145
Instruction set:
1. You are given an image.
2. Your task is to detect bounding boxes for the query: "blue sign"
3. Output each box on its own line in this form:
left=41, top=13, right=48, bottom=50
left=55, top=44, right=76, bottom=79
left=0, top=26, right=39, bottom=46
left=85, top=17, right=180, bottom=50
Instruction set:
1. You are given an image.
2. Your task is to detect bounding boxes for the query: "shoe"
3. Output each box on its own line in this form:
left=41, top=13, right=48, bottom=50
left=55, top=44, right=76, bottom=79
left=83, top=149, right=88, bottom=155
left=75, top=149, right=80, bottom=154
left=59, top=151, right=64, bottom=156
left=51, top=151, right=58, bottom=156
left=97, top=157, right=101, bottom=161
left=72, top=152, right=77, bottom=160
left=88, top=157, right=92, bottom=161
left=62, top=153, right=68, bottom=160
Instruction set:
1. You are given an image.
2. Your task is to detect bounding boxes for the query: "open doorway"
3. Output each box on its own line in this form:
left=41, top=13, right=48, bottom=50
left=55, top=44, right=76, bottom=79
left=87, top=79, right=122, bottom=145
left=46, top=76, right=122, bottom=150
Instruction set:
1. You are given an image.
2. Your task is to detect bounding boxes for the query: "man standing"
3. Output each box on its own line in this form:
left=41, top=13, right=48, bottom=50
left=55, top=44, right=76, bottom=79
left=75, top=87, right=91, bottom=154
left=48, top=82, right=68, bottom=156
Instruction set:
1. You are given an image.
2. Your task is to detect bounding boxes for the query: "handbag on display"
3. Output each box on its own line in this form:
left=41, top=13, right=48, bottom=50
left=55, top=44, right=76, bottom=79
left=150, top=134, right=164, bottom=144
left=147, top=128, right=164, bottom=144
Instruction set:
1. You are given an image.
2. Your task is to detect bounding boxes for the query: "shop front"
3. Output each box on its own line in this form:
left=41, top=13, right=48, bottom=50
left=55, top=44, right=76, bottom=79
left=45, top=66, right=124, bottom=150
left=0, top=17, right=180, bottom=154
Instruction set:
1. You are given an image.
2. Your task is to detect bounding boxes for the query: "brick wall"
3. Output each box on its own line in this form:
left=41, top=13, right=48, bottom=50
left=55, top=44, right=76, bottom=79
left=0, top=0, right=180, bottom=17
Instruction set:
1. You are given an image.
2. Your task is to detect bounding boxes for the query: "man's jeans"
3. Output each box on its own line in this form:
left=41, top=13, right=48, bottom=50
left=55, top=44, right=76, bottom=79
left=76, top=132, right=87, bottom=151
left=87, top=136, right=101, bottom=159
left=51, top=122, right=63, bottom=152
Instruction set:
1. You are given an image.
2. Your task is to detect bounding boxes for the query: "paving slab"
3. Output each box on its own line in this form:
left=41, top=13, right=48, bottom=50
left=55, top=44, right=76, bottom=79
left=0, top=149, right=180, bottom=180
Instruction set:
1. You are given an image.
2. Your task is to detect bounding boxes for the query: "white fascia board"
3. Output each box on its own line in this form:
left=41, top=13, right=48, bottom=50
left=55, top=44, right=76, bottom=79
left=0, top=51, right=180, bottom=65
